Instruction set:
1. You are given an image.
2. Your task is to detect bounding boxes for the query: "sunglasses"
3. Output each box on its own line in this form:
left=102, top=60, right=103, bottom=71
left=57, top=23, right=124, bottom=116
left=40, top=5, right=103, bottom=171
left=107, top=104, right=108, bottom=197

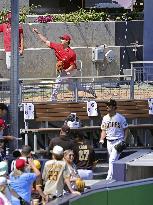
left=68, top=154, right=74, bottom=157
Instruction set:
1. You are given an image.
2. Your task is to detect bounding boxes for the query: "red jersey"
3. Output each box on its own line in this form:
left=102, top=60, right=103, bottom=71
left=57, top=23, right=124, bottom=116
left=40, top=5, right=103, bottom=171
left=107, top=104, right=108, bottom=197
left=50, top=42, right=76, bottom=70
left=0, top=23, right=23, bottom=52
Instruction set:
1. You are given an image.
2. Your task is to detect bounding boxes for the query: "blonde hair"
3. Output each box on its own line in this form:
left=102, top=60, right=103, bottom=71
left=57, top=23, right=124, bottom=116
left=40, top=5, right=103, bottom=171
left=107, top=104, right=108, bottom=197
left=12, top=169, right=23, bottom=178
left=64, top=149, right=74, bottom=156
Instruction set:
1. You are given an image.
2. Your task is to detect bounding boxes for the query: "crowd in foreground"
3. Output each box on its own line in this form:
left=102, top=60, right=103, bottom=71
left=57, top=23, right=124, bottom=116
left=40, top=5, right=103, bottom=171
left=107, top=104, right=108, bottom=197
left=0, top=125, right=96, bottom=205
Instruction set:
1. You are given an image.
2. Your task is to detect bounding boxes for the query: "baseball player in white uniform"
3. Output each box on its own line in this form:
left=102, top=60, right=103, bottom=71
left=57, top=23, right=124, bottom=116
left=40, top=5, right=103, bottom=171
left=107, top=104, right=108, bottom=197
left=99, top=99, right=128, bottom=180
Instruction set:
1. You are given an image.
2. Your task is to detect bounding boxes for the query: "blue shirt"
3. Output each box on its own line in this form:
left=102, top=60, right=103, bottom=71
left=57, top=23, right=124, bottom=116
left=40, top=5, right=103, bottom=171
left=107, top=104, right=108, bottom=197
left=9, top=172, right=37, bottom=203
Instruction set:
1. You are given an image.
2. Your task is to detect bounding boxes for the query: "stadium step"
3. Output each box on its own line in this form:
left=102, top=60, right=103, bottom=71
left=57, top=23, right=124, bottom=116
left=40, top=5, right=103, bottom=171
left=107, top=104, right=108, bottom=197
left=93, top=163, right=109, bottom=179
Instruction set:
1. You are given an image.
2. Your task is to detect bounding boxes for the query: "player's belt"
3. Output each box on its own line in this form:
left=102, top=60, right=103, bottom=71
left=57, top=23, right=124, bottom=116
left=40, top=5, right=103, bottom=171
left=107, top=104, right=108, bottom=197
left=107, top=138, right=119, bottom=142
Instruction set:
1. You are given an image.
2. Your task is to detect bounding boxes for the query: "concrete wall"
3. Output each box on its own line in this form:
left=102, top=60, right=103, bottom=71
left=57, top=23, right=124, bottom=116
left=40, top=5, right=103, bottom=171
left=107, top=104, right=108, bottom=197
left=0, top=21, right=143, bottom=78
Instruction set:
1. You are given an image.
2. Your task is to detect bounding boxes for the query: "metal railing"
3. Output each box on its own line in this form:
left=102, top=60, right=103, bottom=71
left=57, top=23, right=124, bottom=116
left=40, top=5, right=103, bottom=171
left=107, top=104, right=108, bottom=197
left=1, top=61, right=153, bottom=103
left=0, top=72, right=153, bottom=103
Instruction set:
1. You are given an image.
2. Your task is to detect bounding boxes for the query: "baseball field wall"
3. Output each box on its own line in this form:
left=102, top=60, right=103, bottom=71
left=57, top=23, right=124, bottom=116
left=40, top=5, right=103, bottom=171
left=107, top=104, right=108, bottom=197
left=69, top=179, right=153, bottom=205
left=0, top=20, right=143, bottom=78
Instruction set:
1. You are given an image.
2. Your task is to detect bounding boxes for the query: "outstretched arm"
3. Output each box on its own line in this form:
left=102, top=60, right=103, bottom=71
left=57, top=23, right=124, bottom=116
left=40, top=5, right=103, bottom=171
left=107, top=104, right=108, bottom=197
left=32, top=28, right=50, bottom=47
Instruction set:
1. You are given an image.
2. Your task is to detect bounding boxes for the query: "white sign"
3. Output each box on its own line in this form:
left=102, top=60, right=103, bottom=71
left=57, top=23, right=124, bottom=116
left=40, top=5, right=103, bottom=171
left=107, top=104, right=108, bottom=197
left=87, top=101, right=98, bottom=117
left=148, top=99, right=153, bottom=115
left=24, top=103, right=34, bottom=120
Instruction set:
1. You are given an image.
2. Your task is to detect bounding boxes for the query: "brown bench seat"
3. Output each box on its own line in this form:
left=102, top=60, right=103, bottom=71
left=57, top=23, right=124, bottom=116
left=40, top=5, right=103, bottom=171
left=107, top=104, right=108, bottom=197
left=34, top=100, right=150, bottom=122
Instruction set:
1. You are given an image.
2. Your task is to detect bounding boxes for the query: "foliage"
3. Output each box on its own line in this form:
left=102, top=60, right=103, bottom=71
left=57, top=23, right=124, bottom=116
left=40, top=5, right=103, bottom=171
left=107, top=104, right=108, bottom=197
left=0, top=4, right=41, bottom=24
left=36, top=9, right=142, bottom=23
left=35, top=15, right=54, bottom=23
left=53, top=9, right=108, bottom=23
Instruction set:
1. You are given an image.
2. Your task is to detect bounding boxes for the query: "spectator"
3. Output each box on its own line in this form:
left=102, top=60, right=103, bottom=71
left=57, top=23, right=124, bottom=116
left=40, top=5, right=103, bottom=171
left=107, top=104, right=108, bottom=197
left=11, top=145, right=32, bottom=172
left=11, top=150, right=21, bottom=172
left=42, top=145, right=80, bottom=201
left=31, top=160, right=47, bottom=204
left=0, top=161, right=8, bottom=178
left=9, top=159, right=40, bottom=205
left=0, top=161, right=12, bottom=204
left=0, top=177, right=12, bottom=205
left=64, top=149, right=80, bottom=190
left=0, top=103, right=17, bottom=157
left=47, top=125, right=75, bottom=156
left=0, top=12, right=24, bottom=69
left=74, top=131, right=96, bottom=180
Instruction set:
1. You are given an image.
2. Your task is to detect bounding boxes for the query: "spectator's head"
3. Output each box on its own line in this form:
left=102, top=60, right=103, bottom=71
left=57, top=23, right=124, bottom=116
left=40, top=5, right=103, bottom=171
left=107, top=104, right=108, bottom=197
left=0, top=103, right=8, bottom=118
left=13, top=149, right=22, bottom=159
left=105, top=99, right=117, bottom=112
left=33, top=160, right=41, bottom=170
left=60, top=125, right=71, bottom=136
left=60, top=34, right=71, bottom=45
left=64, top=149, right=74, bottom=165
left=0, top=161, right=8, bottom=177
left=15, top=159, right=26, bottom=171
left=21, top=145, right=32, bottom=158
left=51, top=145, right=64, bottom=160
left=74, top=131, right=85, bottom=142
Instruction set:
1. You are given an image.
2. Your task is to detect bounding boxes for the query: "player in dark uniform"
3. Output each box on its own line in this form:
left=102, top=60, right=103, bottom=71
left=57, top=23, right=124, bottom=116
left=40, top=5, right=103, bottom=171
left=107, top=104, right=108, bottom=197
left=47, top=125, right=75, bottom=157
left=73, top=131, right=95, bottom=180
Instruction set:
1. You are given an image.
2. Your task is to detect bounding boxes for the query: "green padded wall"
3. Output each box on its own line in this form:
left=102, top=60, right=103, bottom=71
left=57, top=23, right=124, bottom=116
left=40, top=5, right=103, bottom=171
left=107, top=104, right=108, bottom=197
left=70, top=183, right=153, bottom=205
left=108, top=184, right=153, bottom=205
left=70, top=190, right=107, bottom=205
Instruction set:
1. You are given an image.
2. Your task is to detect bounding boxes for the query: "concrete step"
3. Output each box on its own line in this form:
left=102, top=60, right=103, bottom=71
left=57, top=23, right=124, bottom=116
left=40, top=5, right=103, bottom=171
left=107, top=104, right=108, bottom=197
left=93, top=163, right=108, bottom=179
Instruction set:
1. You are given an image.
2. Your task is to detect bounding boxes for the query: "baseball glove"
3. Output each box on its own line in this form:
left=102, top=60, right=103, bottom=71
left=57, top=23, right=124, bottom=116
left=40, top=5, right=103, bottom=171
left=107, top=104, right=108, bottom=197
left=114, top=141, right=127, bottom=153
left=56, top=61, right=64, bottom=72
left=75, top=178, right=85, bottom=192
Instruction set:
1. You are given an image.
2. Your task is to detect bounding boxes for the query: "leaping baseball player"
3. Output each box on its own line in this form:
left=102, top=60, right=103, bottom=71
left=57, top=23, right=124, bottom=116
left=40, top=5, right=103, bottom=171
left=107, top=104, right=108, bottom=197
left=32, top=28, right=97, bottom=101
left=99, top=99, right=128, bottom=181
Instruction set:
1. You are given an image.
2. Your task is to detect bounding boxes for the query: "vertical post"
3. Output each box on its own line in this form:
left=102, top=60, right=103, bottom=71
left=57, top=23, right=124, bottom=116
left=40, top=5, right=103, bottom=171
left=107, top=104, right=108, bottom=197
left=74, top=79, right=78, bottom=102
left=25, top=121, right=28, bottom=145
left=34, top=132, right=37, bottom=153
left=10, top=0, right=19, bottom=149
left=130, top=63, right=134, bottom=100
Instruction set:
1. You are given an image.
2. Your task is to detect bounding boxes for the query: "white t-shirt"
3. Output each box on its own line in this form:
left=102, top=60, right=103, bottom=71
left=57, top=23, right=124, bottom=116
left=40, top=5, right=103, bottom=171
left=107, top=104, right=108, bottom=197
left=101, top=113, right=128, bottom=140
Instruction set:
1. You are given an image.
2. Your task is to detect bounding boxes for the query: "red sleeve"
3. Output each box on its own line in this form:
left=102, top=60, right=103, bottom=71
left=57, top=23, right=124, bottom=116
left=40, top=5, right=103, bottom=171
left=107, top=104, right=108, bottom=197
left=69, top=52, right=77, bottom=67
left=0, top=24, right=3, bottom=32
left=50, top=42, right=58, bottom=49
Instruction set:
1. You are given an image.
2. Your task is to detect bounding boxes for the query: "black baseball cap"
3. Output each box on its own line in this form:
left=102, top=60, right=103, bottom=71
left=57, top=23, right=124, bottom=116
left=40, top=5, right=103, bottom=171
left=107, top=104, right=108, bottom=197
left=105, top=99, right=117, bottom=107
left=61, top=125, right=70, bottom=134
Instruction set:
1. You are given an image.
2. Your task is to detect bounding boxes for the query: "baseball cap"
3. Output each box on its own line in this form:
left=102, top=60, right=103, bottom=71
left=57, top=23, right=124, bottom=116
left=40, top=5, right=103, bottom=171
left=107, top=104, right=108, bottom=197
left=60, top=34, right=72, bottom=41
left=33, top=160, right=41, bottom=170
left=52, top=145, right=64, bottom=155
left=105, top=99, right=117, bottom=107
left=61, top=125, right=70, bottom=134
left=15, top=159, right=26, bottom=170
left=0, top=161, right=8, bottom=176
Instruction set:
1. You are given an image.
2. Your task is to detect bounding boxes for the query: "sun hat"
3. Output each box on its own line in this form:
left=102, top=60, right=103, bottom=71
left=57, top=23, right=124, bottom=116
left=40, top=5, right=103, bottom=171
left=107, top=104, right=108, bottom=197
left=0, top=161, right=8, bottom=176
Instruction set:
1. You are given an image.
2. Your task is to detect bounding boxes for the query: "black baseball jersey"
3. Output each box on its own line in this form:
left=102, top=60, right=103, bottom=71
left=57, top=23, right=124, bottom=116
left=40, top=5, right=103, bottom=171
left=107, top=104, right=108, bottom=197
left=48, top=135, right=76, bottom=155
left=74, top=140, right=95, bottom=170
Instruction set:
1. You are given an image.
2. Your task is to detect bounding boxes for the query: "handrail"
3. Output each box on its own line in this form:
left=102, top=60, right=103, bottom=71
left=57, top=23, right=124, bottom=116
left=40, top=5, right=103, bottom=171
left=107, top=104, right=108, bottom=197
left=20, top=124, right=153, bottom=134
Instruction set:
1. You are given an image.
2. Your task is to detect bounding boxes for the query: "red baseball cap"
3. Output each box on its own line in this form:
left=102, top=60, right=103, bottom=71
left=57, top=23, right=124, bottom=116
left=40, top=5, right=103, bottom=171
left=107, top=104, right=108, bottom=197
left=16, top=159, right=26, bottom=170
left=60, top=34, right=72, bottom=41
left=0, top=119, right=6, bottom=128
